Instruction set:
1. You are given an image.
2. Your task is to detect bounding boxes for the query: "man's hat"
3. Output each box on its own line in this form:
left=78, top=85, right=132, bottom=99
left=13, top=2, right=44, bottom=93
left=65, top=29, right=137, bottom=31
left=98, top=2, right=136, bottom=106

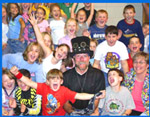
left=70, top=36, right=93, bottom=58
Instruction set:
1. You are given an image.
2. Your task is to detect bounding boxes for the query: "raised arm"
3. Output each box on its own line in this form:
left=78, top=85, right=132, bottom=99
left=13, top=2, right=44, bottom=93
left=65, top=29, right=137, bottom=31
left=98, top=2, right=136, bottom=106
left=71, top=3, right=78, bottom=19
left=10, top=66, right=37, bottom=89
left=28, top=14, right=52, bottom=57
left=86, top=3, right=94, bottom=27
left=19, top=18, right=25, bottom=42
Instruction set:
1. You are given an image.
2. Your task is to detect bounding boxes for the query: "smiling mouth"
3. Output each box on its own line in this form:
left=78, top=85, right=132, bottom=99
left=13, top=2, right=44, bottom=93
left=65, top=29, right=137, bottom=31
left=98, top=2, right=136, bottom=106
left=53, top=84, right=58, bottom=90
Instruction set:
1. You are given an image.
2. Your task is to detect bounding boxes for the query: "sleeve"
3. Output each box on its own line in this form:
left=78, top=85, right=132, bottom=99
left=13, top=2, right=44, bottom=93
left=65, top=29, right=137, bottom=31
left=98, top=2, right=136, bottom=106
left=2, top=53, right=21, bottom=69
left=120, top=43, right=129, bottom=60
left=137, top=22, right=144, bottom=51
left=94, top=45, right=102, bottom=61
left=36, top=83, right=45, bottom=95
left=25, top=94, right=42, bottom=115
left=64, top=87, right=77, bottom=104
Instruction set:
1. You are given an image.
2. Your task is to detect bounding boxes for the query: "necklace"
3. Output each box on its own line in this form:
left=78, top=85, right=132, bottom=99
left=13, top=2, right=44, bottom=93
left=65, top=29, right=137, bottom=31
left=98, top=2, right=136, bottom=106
left=76, top=71, right=88, bottom=92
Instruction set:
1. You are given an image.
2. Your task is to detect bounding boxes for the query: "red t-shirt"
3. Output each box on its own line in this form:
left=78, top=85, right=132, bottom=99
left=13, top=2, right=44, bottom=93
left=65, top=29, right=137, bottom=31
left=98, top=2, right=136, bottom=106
left=127, top=53, right=133, bottom=71
left=36, top=83, right=76, bottom=115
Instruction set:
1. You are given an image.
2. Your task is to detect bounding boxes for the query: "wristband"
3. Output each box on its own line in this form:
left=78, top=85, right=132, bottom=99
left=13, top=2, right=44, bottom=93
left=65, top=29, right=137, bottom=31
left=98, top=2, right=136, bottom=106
left=15, top=71, right=23, bottom=79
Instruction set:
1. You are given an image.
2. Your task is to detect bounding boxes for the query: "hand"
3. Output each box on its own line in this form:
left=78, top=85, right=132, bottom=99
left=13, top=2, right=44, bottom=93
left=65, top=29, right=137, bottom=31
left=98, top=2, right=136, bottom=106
left=28, top=13, right=38, bottom=26
left=2, top=43, right=7, bottom=50
left=2, top=107, right=9, bottom=116
left=19, top=35, right=25, bottom=43
left=21, top=104, right=26, bottom=113
left=10, top=66, right=19, bottom=76
left=96, top=90, right=105, bottom=99
left=82, top=29, right=90, bottom=37
left=9, top=98, right=17, bottom=108
left=46, top=26, right=51, bottom=33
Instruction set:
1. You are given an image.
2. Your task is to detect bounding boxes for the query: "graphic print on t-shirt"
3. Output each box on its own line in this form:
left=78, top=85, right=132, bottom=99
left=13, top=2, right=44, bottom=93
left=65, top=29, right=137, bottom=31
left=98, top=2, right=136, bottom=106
left=105, top=52, right=120, bottom=69
left=123, top=28, right=137, bottom=38
left=46, top=94, right=60, bottom=114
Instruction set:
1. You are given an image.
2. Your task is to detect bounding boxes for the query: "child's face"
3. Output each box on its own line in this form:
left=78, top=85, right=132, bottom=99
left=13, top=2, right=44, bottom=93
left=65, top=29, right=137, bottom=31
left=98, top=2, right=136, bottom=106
left=21, top=3, right=30, bottom=11
left=105, top=33, right=118, bottom=46
left=55, top=46, right=68, bottom=60
left=27, top=45, right=40, bottom=64
left=77, top=10, right=86, bottom=23
left=36, top=9, right=45, bottom=23
left=90, top=41, right=97, bottom=52
left=17, top=79, right=30, bottom=91
left=108, top=71, right=122, bottom=87
left=44, top=34, right=51, bottom=48
left=10, top=4, right=19, bottom=17
left=2, top=74, right=15, bottom=90
left=123, top=9, right=135, bottom=23
left=66, top=21, right=77, bottom=35
left=95, top=12, right=108, bottom=28
left=51, top=6, right=61, bottom=20
left=133, top=57, right=149, bottom=75
left=128, top=37, right=142, bottom=53
left=142, top=25, right=149, bottom=36
left=2, top=7, right=7, bottom=21
left=47, top=77, right=63, bottom=92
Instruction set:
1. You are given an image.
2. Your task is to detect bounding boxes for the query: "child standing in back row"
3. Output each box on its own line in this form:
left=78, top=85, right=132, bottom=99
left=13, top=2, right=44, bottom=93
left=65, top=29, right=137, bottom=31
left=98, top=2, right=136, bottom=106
left=117, top=4, right=144, bottom=51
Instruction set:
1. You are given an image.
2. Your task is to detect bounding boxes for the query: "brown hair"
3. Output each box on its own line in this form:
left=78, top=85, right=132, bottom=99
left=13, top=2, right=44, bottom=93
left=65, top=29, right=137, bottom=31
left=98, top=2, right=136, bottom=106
left=133, top=51, right=149, bottom=64
left=123, top=4, right=135, bottom=14
left=46, top=69, right=63, bottom=80
left=105, top=25, right=118, bottom=36
left=23, top=42, right=44, bottom=64
left=90, top=38, right=98, bottom=46
left=50, top=3, right=61, bottom=17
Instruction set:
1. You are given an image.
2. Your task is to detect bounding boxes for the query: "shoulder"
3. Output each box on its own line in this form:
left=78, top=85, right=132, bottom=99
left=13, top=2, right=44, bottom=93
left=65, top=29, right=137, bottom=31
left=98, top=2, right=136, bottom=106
left=63, top=68, right=75, bottom=77
left=89, top=65, right=104, bottom=75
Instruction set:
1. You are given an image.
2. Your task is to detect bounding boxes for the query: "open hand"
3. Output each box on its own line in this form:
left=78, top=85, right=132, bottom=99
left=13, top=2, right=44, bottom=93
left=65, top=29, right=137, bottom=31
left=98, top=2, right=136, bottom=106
left=28, top=13, right=38, bottom=26
left=21, top=104, right=26, bottom=113
left=9, top=98, right=17, bottom=108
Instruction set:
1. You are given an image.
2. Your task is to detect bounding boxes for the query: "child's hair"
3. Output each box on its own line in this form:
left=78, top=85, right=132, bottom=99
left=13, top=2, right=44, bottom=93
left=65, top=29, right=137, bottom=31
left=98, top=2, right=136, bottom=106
left=2, top=5, right=8, bottom=24
left=19, top=69, right=31, bottom=79
left=23, top=42, right=44, bottom=64
left=123, top=4, right=135, bottom=14
left=133, top=51, right=149, bottom=64
left=41, top=32, right=54, bottom=51
left=65, top=18, right=78, bottom=35
left=6, top=3, right=21, bottom=22
left=108, top=68, right=124, bottom=84
left=46, top=69, right=63, bottom=80
left=90, top=38, right=98, bottom=46
left=96, top=9, right=108, bottom=18
left=105, top=25, right=118, bottom=36
left=128, top=36, right=141, bottom=44
left=36, top=7, right=46, bottom=16
left=50, top=3, right=61, bottom=17
left=142, top=22, right=149, bottom=27
left=76, top=9, right=86, bottom=22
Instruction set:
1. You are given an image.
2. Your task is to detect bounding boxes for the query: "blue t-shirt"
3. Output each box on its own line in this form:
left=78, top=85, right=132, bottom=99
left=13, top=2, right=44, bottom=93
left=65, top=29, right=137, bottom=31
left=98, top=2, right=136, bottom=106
left=2, top=53, right=45, bottom=83
left=7, top=15, right=24, bottom=39
left=117, top=19, right=144, bottom=51
left=88, top=24, right=107, bottom=44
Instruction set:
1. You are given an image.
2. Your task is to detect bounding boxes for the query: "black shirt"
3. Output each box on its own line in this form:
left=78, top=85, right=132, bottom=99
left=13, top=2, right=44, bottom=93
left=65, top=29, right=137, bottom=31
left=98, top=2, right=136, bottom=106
left=63, top=65, right=105, bottom=109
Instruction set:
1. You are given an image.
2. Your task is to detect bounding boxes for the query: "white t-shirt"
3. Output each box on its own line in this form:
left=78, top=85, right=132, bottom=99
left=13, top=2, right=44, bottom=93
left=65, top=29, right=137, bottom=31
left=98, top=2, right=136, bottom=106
left=49, top=18, right=65, bottom=45
left=42, top=53, right=62, bottom=81
left=94, top=40, right=129, bottom=73
left=99, top=86, right=135, bottom=116
left=143, top=35, right=149, bottom=53
left=2, top=23, right=8, bottom=44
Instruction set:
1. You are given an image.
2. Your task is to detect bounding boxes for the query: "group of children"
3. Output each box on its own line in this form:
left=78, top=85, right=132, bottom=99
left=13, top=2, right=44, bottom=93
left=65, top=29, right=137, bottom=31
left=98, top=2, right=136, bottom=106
left=2, top=3, right=149, bottom=116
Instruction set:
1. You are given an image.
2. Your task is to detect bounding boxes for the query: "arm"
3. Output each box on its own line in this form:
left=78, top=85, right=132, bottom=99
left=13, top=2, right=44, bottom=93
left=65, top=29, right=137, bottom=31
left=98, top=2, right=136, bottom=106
left=10, top=66, right=37, bottom=89
left=122, top=109, right=132, bottom=116
left=63, top=101, right=74, bottom=114
left=71, top=3, right=78, bottom=19
left=86, top=3, right=94, bottom=27
left=19, top=18, right=25, bottom=42
left=121, top=60, right=129, bottom=74
left=75, top=93, right=94, bottom=100
left=90, top=99, right=100, bottom=115
left=142, top=3, right=149, bottom=20
left=28, top=14, right=52, bottom=57
left=23, top=95, right=42, bottom=115
left=93, top=59, right=101, bottom=70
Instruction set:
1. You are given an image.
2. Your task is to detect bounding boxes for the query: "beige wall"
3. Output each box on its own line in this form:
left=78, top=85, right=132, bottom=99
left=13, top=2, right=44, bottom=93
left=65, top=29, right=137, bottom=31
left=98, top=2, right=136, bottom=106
left=77, top=3, right=143, bottom=25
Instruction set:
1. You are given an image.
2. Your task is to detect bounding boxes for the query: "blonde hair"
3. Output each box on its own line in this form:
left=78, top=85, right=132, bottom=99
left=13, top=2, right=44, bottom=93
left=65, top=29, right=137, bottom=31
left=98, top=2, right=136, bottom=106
left=96, top=9, right=108, bottom=18
left=65, top=18, right=78, bottom=35
left=46, top=69, right=63, bottom=80
left=90, top=38, right=98, bottom=46
left=50, top=3, right=61, bottom=17
left=23, top=42, right=44, bottom=64
left=41, top=32, right=54, bottom=51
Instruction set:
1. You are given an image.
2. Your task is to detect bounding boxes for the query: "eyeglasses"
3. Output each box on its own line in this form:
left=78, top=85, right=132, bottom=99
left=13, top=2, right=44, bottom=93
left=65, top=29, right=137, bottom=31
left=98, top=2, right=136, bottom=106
left=133, top=61, right=146, bottom=65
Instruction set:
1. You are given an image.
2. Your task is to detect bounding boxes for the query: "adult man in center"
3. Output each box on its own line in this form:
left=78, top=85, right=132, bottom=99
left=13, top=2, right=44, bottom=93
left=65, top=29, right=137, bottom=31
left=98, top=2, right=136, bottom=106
left=63, top=36, right=105, bottom=115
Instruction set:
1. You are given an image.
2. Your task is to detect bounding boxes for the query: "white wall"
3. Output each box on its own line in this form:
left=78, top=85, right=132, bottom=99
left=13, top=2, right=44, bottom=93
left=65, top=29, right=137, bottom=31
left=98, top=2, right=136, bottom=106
left=77, top=3, right=143, bottom=25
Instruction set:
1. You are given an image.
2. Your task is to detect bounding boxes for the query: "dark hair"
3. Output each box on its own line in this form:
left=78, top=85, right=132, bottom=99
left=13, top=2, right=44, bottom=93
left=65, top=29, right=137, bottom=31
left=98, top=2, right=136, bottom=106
left=7, top=3, right=21, bottom=23
left=142, top=22, right=149, bottom=27
left=105, top=25, right=118, bottom=36
left=123, top=4, right=135, bottom=14
left=19, top=69, right=31, bottom=79
left=76, top=9, right=86, bottom=22
left=108, top=68, right=124, bottom=84
left=50, top=3, right=61, bottom=17
left=128, top=36, right=141, bottom=44
left=2, top=5, right=8, bottom=24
